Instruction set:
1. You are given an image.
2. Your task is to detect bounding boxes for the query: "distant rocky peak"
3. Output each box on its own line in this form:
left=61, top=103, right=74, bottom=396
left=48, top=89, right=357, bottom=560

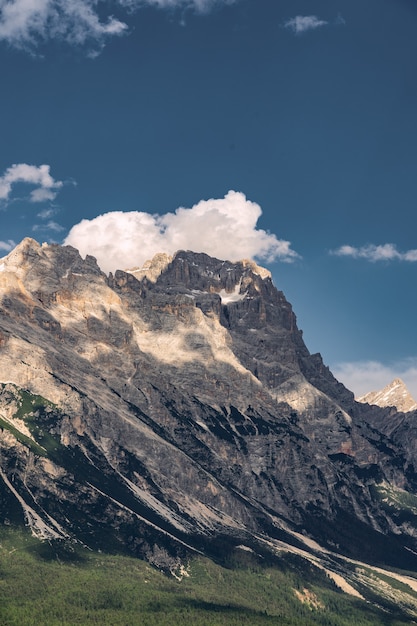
left=358, top=378, right=417, bottom=413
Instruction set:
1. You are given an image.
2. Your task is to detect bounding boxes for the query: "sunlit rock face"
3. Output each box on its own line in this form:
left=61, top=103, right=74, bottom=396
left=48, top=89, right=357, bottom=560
left=1, top=238, right=417, bottom=570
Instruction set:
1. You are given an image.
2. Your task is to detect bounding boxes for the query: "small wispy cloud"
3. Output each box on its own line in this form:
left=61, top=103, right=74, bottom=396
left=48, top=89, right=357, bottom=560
left=37, top=208, right=57, bottom=219
left=33, top=220, right=65, bottom=233
left=284, top=15, right=328, bottom=35
left=33, top=206, right=65, bottom=236
left=0, top=164, right=63, bottom=205
left=332, top=358, right=417, bottom=401
left=335, top=14, right=346, bottom=26
left=0, top=0, right=236, bottom=51
left=64, top=190, right=300, bottom=273
left=331, top=243, right=417, bottom=262
left=0, top=239, right=16, bottom=253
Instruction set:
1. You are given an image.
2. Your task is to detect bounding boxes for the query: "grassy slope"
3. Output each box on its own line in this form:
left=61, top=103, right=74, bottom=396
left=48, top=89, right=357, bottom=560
left=0, top=527, right=412, bottom=626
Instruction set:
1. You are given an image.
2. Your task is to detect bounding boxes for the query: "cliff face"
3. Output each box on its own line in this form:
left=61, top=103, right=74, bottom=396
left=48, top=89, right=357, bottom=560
left=1, top=239, right=417, bottom=570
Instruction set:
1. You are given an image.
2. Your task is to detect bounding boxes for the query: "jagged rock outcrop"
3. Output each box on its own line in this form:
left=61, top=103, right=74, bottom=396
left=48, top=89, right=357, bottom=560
left=1, top=239, right=417, bottom=571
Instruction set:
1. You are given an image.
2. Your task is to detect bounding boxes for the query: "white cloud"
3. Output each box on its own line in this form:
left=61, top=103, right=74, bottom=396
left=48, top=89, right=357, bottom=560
left=0, top=0, right=127, bottom=50
left=0, top=0, right=234, bottom=50
left=0, top=163, right=63, bottom=204
left=0, top=239, right=16, bottom=252
left=64, top=190, right=300, bottom=273
left=332, top=359, right=417, bottom=402
left=284, top=15, right=328, bottom=35
left=331, top=243, right=417, bottom=262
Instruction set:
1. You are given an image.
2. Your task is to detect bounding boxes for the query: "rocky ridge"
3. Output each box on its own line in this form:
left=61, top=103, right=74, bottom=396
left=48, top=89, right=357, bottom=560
left=1, top=238, right=417, bottom=583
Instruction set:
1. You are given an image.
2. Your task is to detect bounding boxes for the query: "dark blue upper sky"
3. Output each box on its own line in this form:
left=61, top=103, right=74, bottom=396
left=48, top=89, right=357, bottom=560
left=1, top=0, right=417, bottom=396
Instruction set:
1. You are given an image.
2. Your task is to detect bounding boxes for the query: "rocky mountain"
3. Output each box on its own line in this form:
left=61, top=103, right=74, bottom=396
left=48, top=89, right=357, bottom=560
left=2, top=238, right=417, bottom=592
left=358, top=378, right=417, bottom=413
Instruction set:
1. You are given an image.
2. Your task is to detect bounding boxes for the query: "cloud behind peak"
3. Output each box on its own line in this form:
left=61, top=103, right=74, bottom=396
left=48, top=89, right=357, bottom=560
left=64, top=190, right=300, bottom=273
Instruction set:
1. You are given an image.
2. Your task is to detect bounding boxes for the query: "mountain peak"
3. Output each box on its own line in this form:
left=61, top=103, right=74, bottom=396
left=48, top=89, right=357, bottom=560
left=1, top=236, right=41, bottom=261
left=358, top=378, right=417, bottom=412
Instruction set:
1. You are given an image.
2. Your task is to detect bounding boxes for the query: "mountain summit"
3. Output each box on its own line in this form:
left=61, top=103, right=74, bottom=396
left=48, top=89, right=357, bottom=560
left=358, top=378, right=417, bottom=413
left=1, top=239, right=417, bottom=580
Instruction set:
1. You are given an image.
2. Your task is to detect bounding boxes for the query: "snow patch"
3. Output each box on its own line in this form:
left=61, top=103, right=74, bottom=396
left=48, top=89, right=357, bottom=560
left=219, top=283, right=247, bottom=305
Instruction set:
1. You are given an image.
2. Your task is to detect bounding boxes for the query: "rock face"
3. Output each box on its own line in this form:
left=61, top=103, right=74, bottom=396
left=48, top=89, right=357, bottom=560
left=358, top=378, right=417, bottom=413
left=1, top=239, right=417, bottom=570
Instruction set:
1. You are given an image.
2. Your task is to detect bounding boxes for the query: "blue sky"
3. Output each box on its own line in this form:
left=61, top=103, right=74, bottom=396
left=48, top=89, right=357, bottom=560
left=1, top=0, right=417, bottom=398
